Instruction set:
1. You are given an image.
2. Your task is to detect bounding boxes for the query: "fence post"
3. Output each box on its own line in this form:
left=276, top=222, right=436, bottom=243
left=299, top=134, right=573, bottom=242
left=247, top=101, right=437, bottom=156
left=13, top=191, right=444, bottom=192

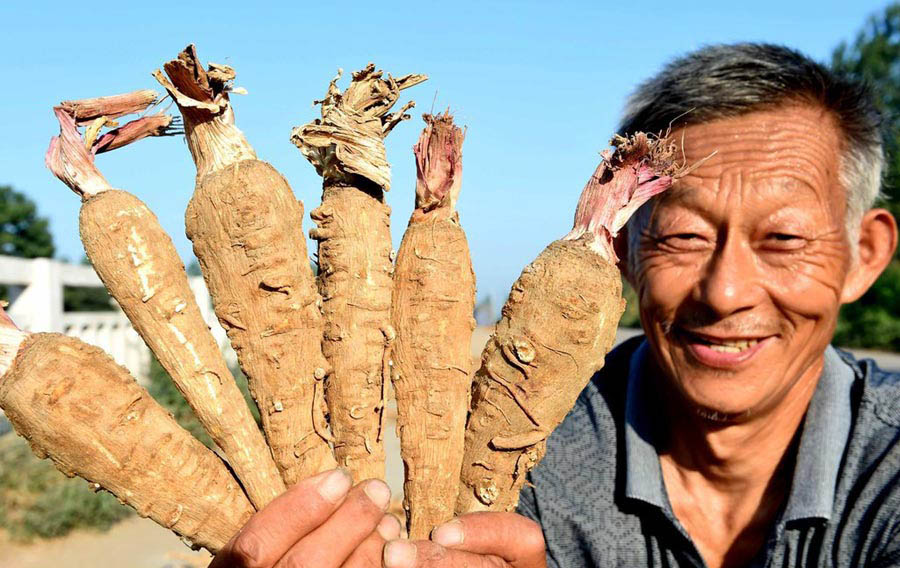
left=9, top=258, right=63, bottom=333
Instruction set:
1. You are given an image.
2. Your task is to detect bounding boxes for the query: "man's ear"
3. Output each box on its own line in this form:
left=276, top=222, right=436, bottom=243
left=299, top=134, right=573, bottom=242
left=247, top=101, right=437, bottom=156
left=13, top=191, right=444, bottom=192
left=841, top=208, right=898, bottom=304
left=614, top=227, right=632, bottom=284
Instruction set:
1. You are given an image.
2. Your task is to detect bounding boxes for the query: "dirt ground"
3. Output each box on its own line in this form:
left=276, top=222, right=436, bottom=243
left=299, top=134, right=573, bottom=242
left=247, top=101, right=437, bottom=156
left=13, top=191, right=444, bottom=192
left=0, top=516, right=212, bottom=568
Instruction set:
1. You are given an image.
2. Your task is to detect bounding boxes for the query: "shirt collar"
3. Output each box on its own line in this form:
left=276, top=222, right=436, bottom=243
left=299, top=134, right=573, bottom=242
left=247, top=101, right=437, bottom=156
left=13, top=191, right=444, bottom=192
left=623, top=340, right=668, bottom=508
left=623, top=340, right=855, bottom=522
left=781, top=345, right=854, bottom=522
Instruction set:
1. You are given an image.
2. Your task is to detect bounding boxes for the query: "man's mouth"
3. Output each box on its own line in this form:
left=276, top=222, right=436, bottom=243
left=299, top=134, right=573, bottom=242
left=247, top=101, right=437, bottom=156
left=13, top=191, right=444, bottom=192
left=693, top=336, right=759, bottom=353
left=676, top=329, right=773, bottom=367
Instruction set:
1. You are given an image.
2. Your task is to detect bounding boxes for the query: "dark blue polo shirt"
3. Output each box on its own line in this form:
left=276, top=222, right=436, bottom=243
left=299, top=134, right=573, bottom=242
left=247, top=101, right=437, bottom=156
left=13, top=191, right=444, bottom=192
left=517, top=337, right=900, bottom=567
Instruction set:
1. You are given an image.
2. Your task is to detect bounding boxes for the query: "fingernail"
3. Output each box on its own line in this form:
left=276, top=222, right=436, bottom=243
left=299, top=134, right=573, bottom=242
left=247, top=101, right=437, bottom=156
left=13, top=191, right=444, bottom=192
left=364, top=479, right=391, bottom=510
left=383, top=540, right=416, bottom=568
left=376, top=514, right=402, bottom=540
left=431, top=519, right=464, bottom=547
left=317, top=468, right=352, bottom=502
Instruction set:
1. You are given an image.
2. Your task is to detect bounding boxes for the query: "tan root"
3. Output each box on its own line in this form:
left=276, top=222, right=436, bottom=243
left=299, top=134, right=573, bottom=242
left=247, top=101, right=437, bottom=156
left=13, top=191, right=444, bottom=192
left=161, top=44, right=337, bottom=484
left=0, top=308, right=254, bottom=553
left=457, top=132, right=678, bottom=513
left=294, top=64, right=425, bottom=481
left=393, top=112, right=475, bottom=538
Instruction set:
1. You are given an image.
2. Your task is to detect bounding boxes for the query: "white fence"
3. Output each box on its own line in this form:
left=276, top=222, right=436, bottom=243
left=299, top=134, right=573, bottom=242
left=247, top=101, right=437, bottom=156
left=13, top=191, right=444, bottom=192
left=1, top=255, right=233, bottom=385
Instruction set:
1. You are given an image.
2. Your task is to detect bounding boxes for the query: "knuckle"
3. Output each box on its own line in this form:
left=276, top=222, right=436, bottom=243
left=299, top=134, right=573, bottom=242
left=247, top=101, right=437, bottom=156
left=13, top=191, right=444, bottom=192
left=229, top=531, right=266, bottom=568
left=422, top=544, right=450, bottom=561
left=349, top=487, right=385, bottom=517
left=520, top=519, right=546, bottom=551
left=277, top=557, right=316, bottom=568
left=480, top=557, right=507, bottom=568
left=345, top=551, right=382, bottom=568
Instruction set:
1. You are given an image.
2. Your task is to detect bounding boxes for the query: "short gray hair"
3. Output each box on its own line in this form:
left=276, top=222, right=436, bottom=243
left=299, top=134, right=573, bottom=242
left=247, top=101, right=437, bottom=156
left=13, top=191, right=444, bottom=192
left=620, top=43, right=884, bottom=262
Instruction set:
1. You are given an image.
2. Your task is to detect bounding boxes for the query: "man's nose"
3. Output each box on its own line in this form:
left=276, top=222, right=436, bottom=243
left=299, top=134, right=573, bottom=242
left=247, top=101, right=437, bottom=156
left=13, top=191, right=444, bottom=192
left=695, top=235, right=763, bottom=317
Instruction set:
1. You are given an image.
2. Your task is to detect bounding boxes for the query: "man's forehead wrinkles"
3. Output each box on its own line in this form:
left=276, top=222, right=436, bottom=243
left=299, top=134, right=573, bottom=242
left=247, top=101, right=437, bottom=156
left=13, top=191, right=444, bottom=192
left=662, top=177, right=827, bottom=220
left=680, top=121, right=839, bottom=178
left=684, top=142, right=834, bottom=179
left=673, top=148, right=838, bottom=208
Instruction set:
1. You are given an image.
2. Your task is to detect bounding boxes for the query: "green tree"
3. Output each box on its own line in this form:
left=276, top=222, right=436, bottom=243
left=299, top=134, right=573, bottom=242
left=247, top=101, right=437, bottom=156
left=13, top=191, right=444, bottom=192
left=832, top=4, right=900, bottom=350
left=0, top=185, right=54, bottom=259
left=0, top=186, right=55, bottom=302
left=832, top=3, right=900, bottom=223
left=186, top=258, right=203, bottom=277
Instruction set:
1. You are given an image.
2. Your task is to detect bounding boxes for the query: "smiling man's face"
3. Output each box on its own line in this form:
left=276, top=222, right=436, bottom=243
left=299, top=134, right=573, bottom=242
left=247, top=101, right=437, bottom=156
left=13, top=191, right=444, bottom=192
left=630, top=104, right=855, bottom=420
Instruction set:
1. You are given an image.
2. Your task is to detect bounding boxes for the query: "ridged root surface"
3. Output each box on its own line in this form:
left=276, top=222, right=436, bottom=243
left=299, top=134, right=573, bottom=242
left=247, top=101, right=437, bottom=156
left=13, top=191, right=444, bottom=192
left=311, top=186, right=393, bottom=481
left=0, top=334, right=254, bottom=553
left=392, top=213, right=475, bottom=538
left=456, top=238, right=623, bottom=513
left=187, top=159, right=336, bottom=485
left=79, top=189, right=285, bottom=509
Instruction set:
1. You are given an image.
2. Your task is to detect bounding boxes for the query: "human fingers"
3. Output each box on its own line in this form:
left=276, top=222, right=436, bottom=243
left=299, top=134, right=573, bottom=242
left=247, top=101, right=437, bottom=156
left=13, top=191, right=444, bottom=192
left=209, top=468, right=353, bottom=568
left=341, top=514, right=402, bottom=568
left=430, top=512, right=546, bottom=568
left=274, top=479, right=392, bottom=568
left=382, top=540, right=507, bottom=568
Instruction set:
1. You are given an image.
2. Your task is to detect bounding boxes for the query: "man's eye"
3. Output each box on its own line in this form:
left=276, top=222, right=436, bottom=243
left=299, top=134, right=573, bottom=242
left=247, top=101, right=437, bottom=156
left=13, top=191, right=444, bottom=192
left=656, top=233, right=709, bottom=251
left=763, top=233, right=807, bottom=250
left=665, top=233, right=703, bottom=242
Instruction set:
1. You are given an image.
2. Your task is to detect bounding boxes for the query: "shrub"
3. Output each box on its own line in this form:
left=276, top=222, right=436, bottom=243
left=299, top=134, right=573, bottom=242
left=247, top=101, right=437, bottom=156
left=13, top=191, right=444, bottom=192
left=145, top=353, right=262, bottom=450
left=0, top=433, right=132, bottom=541
left=834, top=260, right=900, bottom=351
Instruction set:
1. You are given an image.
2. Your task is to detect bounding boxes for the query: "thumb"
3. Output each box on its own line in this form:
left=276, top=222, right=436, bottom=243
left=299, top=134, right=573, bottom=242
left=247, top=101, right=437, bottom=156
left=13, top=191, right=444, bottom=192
left=430, top=512, right=546, bottom=568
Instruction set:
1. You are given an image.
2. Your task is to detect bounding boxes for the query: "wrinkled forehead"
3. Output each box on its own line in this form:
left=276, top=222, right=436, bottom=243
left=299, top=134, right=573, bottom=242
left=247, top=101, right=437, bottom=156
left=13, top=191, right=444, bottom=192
left=660, top=105, right=847, bottom=219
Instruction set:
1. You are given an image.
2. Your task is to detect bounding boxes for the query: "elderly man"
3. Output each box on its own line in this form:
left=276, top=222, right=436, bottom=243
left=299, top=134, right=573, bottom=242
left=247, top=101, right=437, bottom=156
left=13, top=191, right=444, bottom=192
left=209, top=43, right=900, bottom=568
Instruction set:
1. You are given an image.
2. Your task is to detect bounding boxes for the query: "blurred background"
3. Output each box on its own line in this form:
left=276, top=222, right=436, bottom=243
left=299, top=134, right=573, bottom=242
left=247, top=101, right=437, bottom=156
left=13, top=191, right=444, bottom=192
left=2, top=0, right=900, bottom=565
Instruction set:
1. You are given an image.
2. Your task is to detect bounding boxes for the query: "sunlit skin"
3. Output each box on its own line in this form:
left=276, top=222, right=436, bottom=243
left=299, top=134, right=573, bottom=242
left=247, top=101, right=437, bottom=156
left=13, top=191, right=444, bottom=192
left=624, top=104, right=897, bottom=568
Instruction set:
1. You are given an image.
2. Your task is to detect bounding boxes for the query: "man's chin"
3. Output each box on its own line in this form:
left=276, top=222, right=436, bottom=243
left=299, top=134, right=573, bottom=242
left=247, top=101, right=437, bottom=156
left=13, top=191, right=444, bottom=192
left=691, top=402, right=756, bottom=424
left=660, top=357, right=774, bottom=424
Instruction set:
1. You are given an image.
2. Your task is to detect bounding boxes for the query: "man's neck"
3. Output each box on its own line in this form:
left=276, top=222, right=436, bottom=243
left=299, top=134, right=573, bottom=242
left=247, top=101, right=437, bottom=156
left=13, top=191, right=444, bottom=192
left=656, top=356, right=824, bottom=568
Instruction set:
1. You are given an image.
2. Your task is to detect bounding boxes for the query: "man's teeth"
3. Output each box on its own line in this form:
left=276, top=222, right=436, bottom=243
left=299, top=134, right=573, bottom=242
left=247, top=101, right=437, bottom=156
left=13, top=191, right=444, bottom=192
left=705, top=339, right=759, bottom=353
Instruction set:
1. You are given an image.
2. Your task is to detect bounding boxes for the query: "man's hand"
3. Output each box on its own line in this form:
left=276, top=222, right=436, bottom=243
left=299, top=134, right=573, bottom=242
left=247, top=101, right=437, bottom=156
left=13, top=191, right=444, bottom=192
left=382, top=512, right=547, bottom=568
left=209, top=468, right=400, bottom=567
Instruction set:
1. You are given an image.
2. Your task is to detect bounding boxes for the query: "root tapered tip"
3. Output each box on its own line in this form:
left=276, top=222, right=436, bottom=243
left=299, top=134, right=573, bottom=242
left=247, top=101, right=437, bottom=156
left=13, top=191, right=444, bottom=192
left=413, top=110, right=465, bottom=213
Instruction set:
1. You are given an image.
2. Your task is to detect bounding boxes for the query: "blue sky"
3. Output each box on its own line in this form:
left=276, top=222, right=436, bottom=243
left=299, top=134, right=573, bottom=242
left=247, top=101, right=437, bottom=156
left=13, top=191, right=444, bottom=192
left=0, top=0, right=890, bottom=307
